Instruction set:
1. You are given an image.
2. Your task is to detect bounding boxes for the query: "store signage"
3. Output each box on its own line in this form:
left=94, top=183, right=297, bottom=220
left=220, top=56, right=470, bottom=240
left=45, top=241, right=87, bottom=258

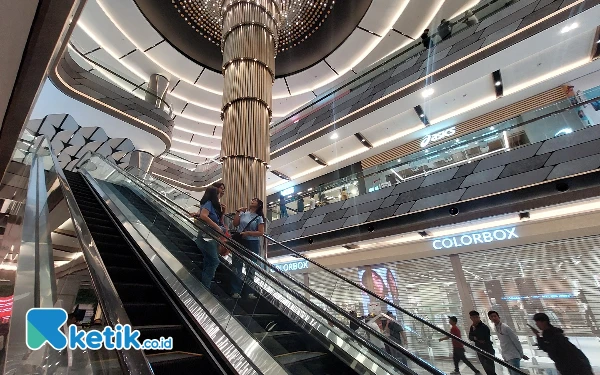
left=281, top=187, right=294, bottom=196
left=420, top=126, right=456, bottom=148
left=432, top=227, right=518, bottom=250
left=271, top=259, right=309, bottom=273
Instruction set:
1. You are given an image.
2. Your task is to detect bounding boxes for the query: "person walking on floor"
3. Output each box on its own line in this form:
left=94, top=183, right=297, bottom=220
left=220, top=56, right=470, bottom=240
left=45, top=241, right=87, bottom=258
left=439, top=316, right=481, bottom=375
left=230, top=198, right=265, bottom=299
left=531, top=313, right=593, bottom=375
left=193, top=186, right=227, bottom=291
left=468, top=311, right=497, bottom=375
left=487, top=311, right=528, bottom=375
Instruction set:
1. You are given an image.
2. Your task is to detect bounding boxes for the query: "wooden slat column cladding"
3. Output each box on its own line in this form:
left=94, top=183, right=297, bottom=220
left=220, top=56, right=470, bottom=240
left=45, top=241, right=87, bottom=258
left=220, top=0, right=279, bottom=212
left=361, top=87, right=568, bottom=170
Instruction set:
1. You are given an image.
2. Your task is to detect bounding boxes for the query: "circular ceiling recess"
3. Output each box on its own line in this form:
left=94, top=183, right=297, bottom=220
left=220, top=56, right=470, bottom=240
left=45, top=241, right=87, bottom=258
left=133, top=0, right=372, bottom=77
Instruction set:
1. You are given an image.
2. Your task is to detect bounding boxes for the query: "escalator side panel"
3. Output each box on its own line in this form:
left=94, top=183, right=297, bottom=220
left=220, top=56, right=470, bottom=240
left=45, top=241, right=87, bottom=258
left=64, top=171, right=217, bottom=375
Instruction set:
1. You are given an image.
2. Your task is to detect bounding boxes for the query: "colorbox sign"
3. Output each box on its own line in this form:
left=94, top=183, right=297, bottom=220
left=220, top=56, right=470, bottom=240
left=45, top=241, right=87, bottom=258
left=271, top=260, right=309, bottom=273
left=432, top=227, right=518, bottom=250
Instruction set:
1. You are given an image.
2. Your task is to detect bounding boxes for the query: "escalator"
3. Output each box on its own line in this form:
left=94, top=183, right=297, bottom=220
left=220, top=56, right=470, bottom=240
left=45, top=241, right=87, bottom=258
left=64, top=171, right=218, bottom=374
left=9, top=132, right=430, bottom=375
left=105, top=182, right=357, bottom=375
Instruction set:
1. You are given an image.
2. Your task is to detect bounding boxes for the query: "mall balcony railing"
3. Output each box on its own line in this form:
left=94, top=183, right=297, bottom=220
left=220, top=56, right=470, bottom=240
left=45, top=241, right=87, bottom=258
left=267, top=85, right=600, bottom=221
left=66, top=42, right=174, bottom=119
left=269, top=0, right=523, bottom=139
left=110, top=154, right=527, bottom=374
left=3, top=131, right=153, bottom=374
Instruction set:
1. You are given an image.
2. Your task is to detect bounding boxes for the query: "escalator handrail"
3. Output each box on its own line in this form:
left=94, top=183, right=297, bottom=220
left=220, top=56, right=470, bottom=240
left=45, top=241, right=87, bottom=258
left=254, top=224, right=521, bottom=370
left=81, top=153, right=443, bottom=375
left=40, top=137, right=154, bottom=375
left=110, top=153, right=523, bottom=373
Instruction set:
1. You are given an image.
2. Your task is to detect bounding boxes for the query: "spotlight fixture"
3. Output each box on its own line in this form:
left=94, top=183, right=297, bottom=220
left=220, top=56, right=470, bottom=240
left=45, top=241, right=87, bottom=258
left=367, top=225, right=375, bottom=233
left=421, top=88, right=434, bottom=98
left=449, top=207, right=459, bottom=216
left=271, top=170, right=291, bottom=180
left=342, top=244, right=360, bottom=250
left=518, top=212, right=530, bottom=220
left=418, top=231, right=429, bottom=237
left=556, top=182, right=569, bottom=192
left=308, top=153, right=327, bottom=166
left=414, top=105, right=430, bottom=126
left=560, top=22, right=578, bottom=33
left=354, top=133, right=373, bottom=148
left=492, top=70, right=503, bottom=98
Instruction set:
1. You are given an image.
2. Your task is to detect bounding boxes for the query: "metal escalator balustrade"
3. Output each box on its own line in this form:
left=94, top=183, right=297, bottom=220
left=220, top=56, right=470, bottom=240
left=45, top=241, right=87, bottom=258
left=77, top=152, right=442, bottom=374
left=3, top=134, right=154, bottom=375
left=113, top=154, right=528, bottom=375
left=64, top=171, right=219, bottom=374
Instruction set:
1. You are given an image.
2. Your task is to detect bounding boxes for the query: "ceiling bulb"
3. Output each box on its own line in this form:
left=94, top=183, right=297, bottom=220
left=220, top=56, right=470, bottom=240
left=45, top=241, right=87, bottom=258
left=421, top=88, right=434, bottom=98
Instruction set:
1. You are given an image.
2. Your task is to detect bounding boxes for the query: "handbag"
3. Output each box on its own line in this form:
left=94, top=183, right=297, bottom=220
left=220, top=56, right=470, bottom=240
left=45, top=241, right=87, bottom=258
left=230, top=214, right=260, bottom=244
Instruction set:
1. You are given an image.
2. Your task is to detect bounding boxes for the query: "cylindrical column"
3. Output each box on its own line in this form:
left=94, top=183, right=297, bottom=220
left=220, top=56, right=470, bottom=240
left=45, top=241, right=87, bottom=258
left=128, top=150, right=155, bottom=175
left=145, top=73, right=169, bottom=110
left=220, top=0, right=279, bottom=212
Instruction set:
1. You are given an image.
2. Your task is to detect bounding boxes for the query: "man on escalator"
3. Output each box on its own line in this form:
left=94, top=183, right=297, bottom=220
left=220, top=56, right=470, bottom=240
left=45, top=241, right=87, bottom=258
left=468, top=311, right=496, bottom=375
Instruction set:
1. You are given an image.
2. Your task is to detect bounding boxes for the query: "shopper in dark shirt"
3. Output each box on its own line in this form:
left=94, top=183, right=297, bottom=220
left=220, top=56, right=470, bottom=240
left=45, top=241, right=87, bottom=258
left=437, top=19, right=455, bottom=40
left=468, top=311, right=496, bottom=375
left=421, top=29, right=431, bottom=49
left=531, top=313, right=593, bottom=375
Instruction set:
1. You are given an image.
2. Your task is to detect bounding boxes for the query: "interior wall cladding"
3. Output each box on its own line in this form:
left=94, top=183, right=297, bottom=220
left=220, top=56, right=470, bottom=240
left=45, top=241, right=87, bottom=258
left=27, top=114, right=135, bottom=171
left=270, top=0, right=600, bottom=153
left=460, top=235, right=600, bottom=336
left=269, top=125, right=600, bottom=242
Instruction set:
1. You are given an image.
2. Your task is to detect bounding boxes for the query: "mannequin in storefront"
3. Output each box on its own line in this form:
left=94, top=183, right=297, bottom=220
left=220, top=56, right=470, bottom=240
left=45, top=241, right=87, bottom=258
left=340, top=187, right=348, bottom=201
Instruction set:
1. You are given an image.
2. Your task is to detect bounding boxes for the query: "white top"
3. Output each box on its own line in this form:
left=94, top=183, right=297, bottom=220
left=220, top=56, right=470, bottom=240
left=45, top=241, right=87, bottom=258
left=367, top=321, right=385, bottom=348
left=495, top=322, right=524, bottom=360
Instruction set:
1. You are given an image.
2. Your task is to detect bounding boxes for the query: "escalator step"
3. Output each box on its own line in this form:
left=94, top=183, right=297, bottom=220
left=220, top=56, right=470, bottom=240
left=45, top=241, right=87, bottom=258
left=105, top=266, right=151, bottom=283
left=113, top=282, right=160, bottom=304
left=100, top=253, right=138, bottom=268
left=275, top=351, right=327, bottom=366
left=122, top=303, right=177, bottom=326
left=147, top=352, right=204, bottom=375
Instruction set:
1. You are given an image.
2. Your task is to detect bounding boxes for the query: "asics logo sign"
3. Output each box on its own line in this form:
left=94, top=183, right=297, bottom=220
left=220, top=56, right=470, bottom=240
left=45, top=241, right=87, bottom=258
left=433, top=227, right=518, bottom=250
left=420, top=127, right=456, bottom=148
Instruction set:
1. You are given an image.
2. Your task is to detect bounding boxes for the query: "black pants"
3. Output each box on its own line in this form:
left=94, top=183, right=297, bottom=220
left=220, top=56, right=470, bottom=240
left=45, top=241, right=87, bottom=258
left=453, top=348, right=479, bottom=373
left=477, top=350, right=496, bottom=375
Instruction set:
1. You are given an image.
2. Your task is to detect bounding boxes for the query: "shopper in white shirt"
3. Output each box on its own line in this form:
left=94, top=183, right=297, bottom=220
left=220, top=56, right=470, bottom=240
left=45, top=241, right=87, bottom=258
left=487, top=311, right=528, bottom=375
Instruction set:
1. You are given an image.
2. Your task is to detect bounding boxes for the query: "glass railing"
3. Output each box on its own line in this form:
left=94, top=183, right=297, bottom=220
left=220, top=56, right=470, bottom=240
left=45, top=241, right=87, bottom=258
left=268, top=85, right=600, bottom=220
left=79, top=152, right=450, bottom=374
left=156, top=151, right=222, bottom=173
left=94, top=153, right=528, bottom=375
left=66, top=42, right=174, bottom=119
left=270, top=0, right=525, bottom=136
left=2, top=132, right=152, bottom=374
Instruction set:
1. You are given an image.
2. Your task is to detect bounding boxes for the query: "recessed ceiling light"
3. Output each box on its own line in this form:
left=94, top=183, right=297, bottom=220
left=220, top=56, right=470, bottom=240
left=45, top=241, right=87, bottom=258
left=495, top=81, right=502, bottom=86
left=560, top=22, right=578, bottom=33
left=330, top=133, right=339, bottom=140
left=422, top=88, right=434, bottom=98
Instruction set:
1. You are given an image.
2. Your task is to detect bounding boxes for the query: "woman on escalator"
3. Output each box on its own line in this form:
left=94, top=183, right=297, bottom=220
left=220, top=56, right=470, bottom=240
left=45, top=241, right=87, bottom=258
left=230, top=198, right=265, bottom=299
left=194, top=186, right=227, bottom=291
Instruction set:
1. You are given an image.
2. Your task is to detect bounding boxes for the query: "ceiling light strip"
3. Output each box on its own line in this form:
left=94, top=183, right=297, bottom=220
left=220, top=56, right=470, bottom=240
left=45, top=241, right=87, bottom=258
left=94, top=0, right=222, bottom=95
left=172, top=137, right=221, bottom=150
left=270, top=0, right=587, bottom=155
